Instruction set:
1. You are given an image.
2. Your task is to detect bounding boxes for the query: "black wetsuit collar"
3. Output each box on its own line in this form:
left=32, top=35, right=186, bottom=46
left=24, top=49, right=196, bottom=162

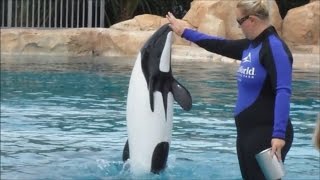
left=251, top=26, right=277, bottom=47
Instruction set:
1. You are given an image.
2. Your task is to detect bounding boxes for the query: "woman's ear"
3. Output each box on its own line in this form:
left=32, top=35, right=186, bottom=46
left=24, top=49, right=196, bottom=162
left=250, top=16, right=257, bottom=24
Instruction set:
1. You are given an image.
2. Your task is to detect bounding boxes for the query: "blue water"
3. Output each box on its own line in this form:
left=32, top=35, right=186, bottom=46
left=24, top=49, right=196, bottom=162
left=1, top=56, right=319, bottom=179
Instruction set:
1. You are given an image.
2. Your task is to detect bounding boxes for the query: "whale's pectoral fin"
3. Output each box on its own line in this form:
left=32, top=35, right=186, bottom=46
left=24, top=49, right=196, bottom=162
left=149, top=76, right=155, bottom=112
left=151, top=142, right=169, bottom=174
left=172, top=80, right=192, bottom=111
left=122, top=139, right=130, bottom=162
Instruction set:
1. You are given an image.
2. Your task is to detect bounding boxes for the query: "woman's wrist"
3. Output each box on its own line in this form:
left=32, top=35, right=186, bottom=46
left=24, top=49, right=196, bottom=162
left=178, top=28, right=186, bottom=37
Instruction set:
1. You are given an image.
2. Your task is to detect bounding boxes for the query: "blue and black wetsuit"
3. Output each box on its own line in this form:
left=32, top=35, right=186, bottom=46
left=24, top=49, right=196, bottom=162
left=182, top=26, right=294, bottom=179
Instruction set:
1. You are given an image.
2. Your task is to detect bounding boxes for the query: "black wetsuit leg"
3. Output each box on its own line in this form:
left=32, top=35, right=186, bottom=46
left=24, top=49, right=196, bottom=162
left=236, top=121, right=293, bottom=180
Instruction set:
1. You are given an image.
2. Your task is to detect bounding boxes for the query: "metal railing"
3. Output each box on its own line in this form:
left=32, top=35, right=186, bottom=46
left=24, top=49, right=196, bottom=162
left=0, top=0, right=106, bottom=28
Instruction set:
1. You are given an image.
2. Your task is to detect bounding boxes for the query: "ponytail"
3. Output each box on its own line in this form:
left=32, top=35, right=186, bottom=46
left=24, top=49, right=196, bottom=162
left=237, top=0, right=269, bottom=20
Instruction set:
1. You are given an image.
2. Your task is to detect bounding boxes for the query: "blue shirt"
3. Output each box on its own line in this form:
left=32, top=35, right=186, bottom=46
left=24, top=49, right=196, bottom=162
left=182, top=26, right=293, bottom=139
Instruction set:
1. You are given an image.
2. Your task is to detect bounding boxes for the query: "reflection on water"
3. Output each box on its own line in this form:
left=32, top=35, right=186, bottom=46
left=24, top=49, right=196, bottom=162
left=1, top=55, right=319, bottom=179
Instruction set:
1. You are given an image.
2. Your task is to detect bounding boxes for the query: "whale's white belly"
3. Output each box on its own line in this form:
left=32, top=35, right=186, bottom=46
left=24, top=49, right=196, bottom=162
left=126, top=53, right=173, bottom=171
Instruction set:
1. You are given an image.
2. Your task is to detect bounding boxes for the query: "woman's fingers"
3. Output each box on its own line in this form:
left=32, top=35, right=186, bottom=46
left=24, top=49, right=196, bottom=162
left=270, top=146, right=281, bottom=162
left=166, top=12, right=175, bottom=24
left=276, top=149, right=282, bottom=161
left=166, top=12, right=185, bottom=36
left=271, top=138, right=285, bottom=162
left=167, top=12, right=174, bottom=19
left=271, top=146, right=276, bottom=156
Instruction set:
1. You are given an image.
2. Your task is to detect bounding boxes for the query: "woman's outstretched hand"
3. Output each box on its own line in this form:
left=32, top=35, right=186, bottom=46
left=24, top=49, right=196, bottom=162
left=166, top=12, right=186, bottom=36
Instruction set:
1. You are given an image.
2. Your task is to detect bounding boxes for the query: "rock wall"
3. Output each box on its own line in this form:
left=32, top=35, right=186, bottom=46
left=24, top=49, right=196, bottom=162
left=183, top=0, right=282, bottom=39
left=1, top=0, right=319, bottom=57
left=282, top=2, right=320, bottom=45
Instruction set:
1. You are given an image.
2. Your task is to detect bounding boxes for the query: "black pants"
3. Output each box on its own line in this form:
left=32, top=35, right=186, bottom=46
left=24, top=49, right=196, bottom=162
left=236, top=121, right=293, bottom=180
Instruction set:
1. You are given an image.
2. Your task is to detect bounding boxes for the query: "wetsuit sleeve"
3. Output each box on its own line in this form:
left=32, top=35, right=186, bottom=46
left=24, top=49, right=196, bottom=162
left=263, top=36, right=293, bottom=139
left=182, top=28, right=249, bottom=60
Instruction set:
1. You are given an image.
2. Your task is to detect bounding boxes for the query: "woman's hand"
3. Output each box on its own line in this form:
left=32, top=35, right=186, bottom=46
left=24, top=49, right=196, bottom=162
left=271, top=138, right=286, bottom=161
left=166, top=12, right=186, bottom=36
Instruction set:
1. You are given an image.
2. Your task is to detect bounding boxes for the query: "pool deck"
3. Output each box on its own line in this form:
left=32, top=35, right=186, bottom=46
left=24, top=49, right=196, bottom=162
left=1, top=44, right=319, bottom=71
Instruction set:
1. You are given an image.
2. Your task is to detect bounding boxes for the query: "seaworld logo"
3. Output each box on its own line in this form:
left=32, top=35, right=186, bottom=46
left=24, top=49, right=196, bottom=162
left=237, top=66, right=256, bottom=79
left=242, top=53, right=251, bottom=63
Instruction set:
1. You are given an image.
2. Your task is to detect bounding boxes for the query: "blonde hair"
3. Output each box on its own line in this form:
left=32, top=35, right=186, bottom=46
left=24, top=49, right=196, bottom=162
left=237, top=0, right=269, bottom=20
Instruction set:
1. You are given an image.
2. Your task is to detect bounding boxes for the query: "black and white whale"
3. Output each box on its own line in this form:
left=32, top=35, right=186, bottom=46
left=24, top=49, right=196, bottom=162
left=122, top=24, right=192, bottom=174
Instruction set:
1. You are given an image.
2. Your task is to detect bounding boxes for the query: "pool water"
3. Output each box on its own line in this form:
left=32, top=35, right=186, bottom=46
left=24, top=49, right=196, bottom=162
left=1, top=56, right=319, bottom=179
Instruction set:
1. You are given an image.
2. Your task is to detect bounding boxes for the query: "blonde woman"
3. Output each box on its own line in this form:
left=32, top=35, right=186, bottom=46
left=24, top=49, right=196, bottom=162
left=167, top=0, right=294, bottom=179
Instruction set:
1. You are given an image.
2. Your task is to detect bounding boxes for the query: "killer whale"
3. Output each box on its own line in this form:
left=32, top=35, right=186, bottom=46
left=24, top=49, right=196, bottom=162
left=123, top=24, right=192, bottom=174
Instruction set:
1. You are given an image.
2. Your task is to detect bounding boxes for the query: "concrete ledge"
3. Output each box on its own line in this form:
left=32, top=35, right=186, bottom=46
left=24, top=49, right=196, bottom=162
left=1, top=45, right=319, bottom=71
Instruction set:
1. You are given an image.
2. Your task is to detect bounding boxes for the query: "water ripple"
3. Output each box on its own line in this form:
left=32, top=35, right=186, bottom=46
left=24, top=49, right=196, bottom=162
left=1, top=57, right=319, bottom=179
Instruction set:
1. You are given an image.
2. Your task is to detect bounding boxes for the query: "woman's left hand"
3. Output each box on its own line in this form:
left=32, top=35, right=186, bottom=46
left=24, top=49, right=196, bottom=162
left=271, top=138, right=286, bottom=161
left=166, top=12, right=185, bottom=36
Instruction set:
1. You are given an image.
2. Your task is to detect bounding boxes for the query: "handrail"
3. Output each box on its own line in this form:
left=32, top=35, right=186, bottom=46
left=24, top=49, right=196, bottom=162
left=0, top=0, right=106, bottom=28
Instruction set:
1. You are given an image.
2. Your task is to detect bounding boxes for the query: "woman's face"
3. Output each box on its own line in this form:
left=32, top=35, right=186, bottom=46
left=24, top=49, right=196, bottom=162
left=236, top=8, right=254, bottom=40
